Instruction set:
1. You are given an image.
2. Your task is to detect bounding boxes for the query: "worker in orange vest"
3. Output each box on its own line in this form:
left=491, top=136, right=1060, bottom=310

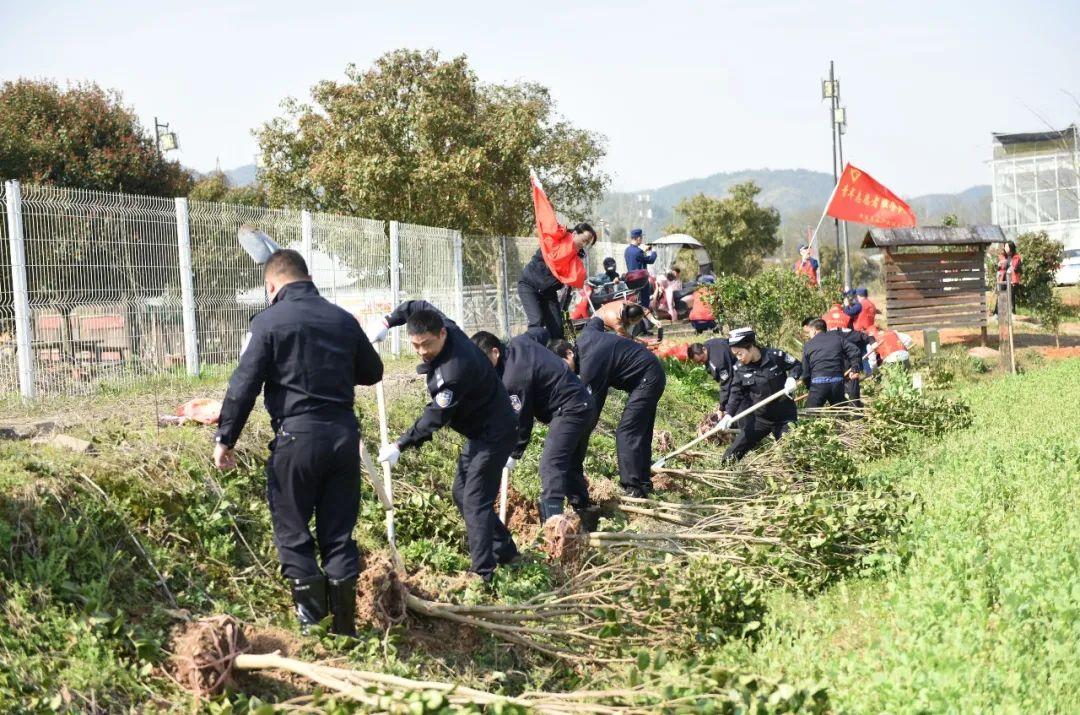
left=688, top=277, right=718, bottom=333
left=794, top=244, right=819, bottom=286
left=993, top=240, right=1022, bottom=314
left=852, top=288, right=877, bottom=332
left=866, top=326, right=914, bottom=369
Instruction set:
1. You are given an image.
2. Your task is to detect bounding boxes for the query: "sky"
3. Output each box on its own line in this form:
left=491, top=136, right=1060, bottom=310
left=2, top=0, right=1078, bottom=196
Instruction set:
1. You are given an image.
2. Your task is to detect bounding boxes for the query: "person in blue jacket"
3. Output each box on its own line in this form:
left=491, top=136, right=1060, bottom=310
left=624, top=228, right=657, bottom=307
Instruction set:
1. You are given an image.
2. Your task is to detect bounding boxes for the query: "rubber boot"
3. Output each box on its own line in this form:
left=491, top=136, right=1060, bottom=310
left=537, top=497, right=564, bottom=524
left=328, top=576, right=358, bottom=637
left=290, top=575, right=327, bottom=632
left=574, top=503, right=601, bottom=532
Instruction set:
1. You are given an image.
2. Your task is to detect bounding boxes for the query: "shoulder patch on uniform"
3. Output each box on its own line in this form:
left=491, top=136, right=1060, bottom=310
left=509, top=394, right=522, bottom=412
left=239, top=331, right=253, bottom=358
left=435, top=389, right=454, bottom=408
left=719, top=369, right=729, bottom=382
left=784, top=352, right=797, bottom=364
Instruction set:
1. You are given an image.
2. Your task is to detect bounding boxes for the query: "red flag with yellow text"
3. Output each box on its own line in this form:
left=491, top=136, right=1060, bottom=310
left=827, top=163, right=916, bottom=228
left=531, top=170, right=587, bottom=288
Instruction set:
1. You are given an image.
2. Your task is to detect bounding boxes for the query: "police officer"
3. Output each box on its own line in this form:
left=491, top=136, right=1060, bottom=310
left=687, top=337, right=750, bottom=424
left=517, top=223, right=597, bottom=340
left=624, top=228, right=658, bottom=307
left=573, top=313, right=666, bottom=498
left=214, top=249, right=383, bottom=636
left=800, top=317, right=862, bottom=408
left=717, top=328, right=801, bottom=462
left=370, top=301, right=519, bottom=582
left=838, top=327, right=870, bottom=407
left=470, top=329, right=598, bottom=527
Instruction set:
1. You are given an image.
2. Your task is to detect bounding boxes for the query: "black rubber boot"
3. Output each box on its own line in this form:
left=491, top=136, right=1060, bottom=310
left=537, top=497, right=564, bottom=524
left=574, top=503, right=602, bottom=532
left=328, top=576, right=358, bottom=637
left=290, top=575, right=328, bottom=632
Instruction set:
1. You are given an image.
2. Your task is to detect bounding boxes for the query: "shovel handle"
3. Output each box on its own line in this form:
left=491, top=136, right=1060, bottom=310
left=498, top=468, right=510, bottom=524
left=374, top=382, right=401, bottom=568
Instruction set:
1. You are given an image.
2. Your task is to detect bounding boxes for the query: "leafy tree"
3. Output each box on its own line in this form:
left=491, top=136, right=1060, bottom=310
left=942, top=213, right=961, bottom=227
left=703, top=268, right=840, bottom=350
left=189, top=170, right=268, bottom=207
left=668, top=183, right=781, bottom=276
left=255, top=49, right=606, bottom=237
left=0, top=79, right=192, bottom=195
left=1015, top=231, right=1066, bottom=346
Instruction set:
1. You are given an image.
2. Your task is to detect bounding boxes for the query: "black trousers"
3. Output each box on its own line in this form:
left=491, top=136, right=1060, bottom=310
left=807, top=380, right=846, bottom=408
left=844, top=376, right=862, bottom=408
left=517, top=281, right=564, bottom=340
left=453, top=432, right=519, bottom=577
left=615, top=367, right=666, bottom=492
left=723, top=415, right=795, bottom=462
left=266, top=418, right=361, bottom=581
left=540, top=405, right=593, bottom=508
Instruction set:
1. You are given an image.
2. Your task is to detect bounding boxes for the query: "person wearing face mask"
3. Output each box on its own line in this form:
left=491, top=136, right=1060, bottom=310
left=213, top=249, right=384, bottom=637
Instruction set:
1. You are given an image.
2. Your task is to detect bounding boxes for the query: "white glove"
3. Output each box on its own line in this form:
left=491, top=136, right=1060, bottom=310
left=367, top=319, right=389, bottom=344
left=505, top=456, right=518, bottom=472
left=377, top=442, right=400, bottom=466
left=717, top=413, right=734, bottom=431
left=784, top=377, right=798, bottom=397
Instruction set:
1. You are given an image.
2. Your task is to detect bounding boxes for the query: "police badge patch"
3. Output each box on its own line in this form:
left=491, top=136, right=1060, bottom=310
left=435, top=389, right=454, bottom=408
left=509, top=394, right=523, bottom=412
left=719, top=369, right=729, bottom=382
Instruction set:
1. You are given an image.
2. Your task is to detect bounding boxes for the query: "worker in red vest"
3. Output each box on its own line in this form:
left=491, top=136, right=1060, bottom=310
left=866, top=326, right=914, bottom=369
left=688, top=278, right=718, bottom=334
left=822, top=302, right=852, bottom=330
left=852, top=288, right=878, bottom=331
left=794, top=244, right=819, bottom=286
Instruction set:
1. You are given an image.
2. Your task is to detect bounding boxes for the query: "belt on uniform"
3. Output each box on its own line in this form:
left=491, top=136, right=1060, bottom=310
left=810, top=376, right=844, bottom=384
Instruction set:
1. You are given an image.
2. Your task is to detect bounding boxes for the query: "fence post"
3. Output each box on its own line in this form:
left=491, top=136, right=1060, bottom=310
left=5, top=180, right=36, bottom=400
left=389, top=221, right=401, bottom=356
left=174, top=198, right=200, bottom=376
left=452, top=230, right=465, bottom=327
left=498, top=236, right=511, bottom=337
left=301, top=210, right=314, bottom=267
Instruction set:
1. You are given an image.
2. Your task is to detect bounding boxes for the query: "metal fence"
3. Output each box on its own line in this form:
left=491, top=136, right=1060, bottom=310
left=0, top=180, right=600, bottom=401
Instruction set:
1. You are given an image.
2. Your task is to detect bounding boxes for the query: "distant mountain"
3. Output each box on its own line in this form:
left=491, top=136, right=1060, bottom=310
left=223, top=163, right=258, bottom=187
left=594, top=168, right=991, bottom=252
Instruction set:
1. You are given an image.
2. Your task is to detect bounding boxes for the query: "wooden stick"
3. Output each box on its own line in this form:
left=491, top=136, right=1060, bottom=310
left=498, top=467, right=510, bottom=524
left=374, top=383, right=402, bottom=570
left=652, top=388, right=789, bottom=469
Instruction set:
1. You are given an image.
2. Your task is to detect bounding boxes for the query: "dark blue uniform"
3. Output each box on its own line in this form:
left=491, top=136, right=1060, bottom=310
left=840, top=329, right=870, bottom=407
left=216, top=280, right=383, bottom=583
left=518, top=248, right=584, bottom=341
left=576, top=317, right=666, bottom=496
left=387, top=301, right=518, bottom=577
left=723, top=347, right=801, bottom=461
left=801, top=330, right=862, bottom=408
left=499, top=332, right=595, bottom=516
left=702, top=338, right=749, bottom=417
left=624, top=243, right=657, bottom=306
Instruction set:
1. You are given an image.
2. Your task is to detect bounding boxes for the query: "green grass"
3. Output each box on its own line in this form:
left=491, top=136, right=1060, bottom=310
left=714, top=358, right=1080, bottom=712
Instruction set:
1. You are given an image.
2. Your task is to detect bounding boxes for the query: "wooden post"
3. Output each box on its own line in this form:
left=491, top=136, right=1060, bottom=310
left=997, top=282, right=1015, bottom=374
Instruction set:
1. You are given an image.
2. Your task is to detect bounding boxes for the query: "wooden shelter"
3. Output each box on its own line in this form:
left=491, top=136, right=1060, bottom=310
left=861, top=225, right=1005, bottom=332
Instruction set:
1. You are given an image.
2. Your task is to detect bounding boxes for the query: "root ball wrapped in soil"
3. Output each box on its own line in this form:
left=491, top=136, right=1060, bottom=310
left=171, top=614, right=249, bottom=698
left=356, top=555, right=408, bottom=629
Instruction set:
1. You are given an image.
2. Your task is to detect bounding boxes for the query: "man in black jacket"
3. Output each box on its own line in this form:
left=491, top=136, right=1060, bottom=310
left=573, top=316, right=666, bottom=498
left=471, top=329, right=597, bottom=527
left=688, top=337, right=750, bottom=423
left=371, top=301, right=519, bottom=581
left=801, top=318, right=862, bottom=408
left=517, top=223, right=596, bottom=340
left=718, top=328, right=802, bottom=462
left=214, top=249, right=383, bottom=636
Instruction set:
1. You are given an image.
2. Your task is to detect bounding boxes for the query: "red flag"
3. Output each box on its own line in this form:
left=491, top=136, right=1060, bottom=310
left=531, top=170, right=586, bottom=288
left=827, top=163, right=916, bottom=228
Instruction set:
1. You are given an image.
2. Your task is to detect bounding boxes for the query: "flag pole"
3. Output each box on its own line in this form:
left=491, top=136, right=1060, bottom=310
left=807, top=165, right=846, bottom=251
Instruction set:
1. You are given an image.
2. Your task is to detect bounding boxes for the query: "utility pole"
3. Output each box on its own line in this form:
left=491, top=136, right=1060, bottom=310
left=822, top=62, right=851, bottom=288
